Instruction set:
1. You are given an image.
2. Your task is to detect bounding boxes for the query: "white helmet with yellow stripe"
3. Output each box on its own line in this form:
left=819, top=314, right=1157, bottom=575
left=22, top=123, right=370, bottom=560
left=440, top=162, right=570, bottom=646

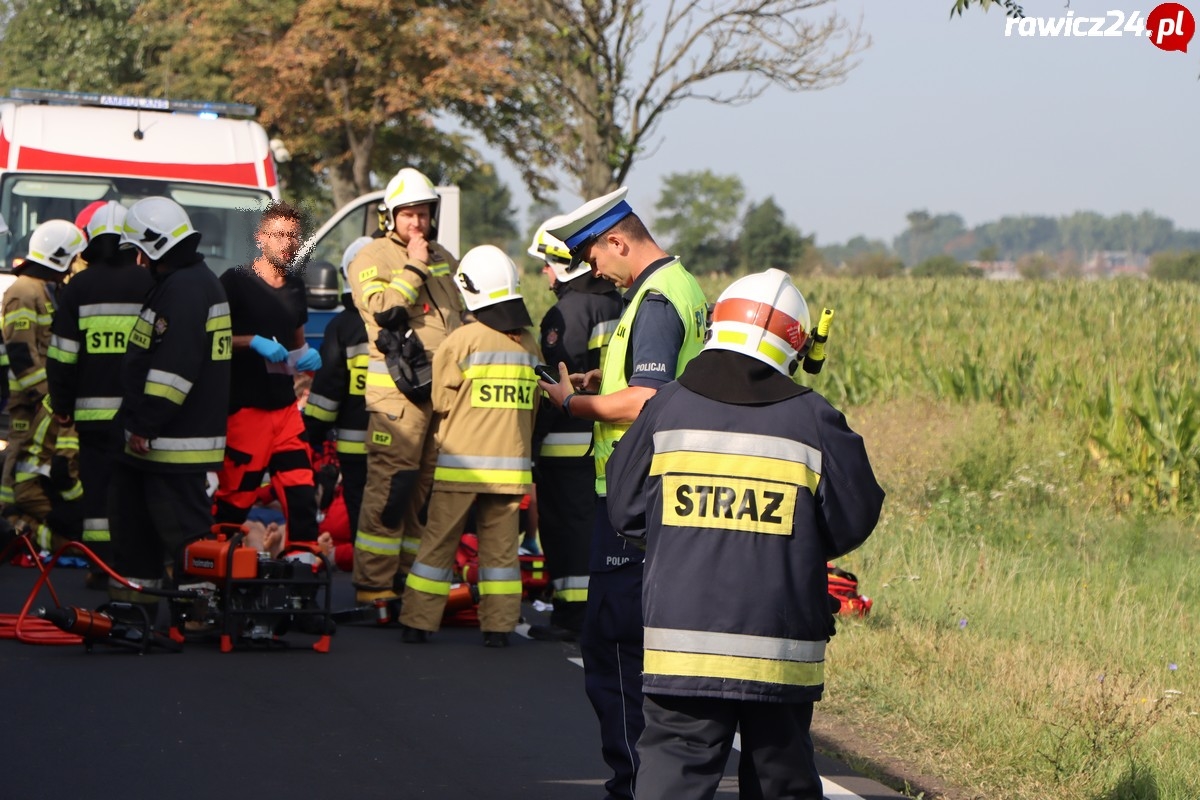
left=26, top=219, right=86, bottom=272
left=383, top=167, right=440, bottom=229
left=121, top=197, right=197, bottom=260
left=528, top=214, right=590, bottom=283
left=455, top=244, right=522, bottom=312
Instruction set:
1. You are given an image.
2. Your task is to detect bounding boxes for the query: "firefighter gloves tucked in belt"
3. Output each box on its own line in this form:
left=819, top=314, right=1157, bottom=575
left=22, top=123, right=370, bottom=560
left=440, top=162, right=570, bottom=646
left=376, top=327, right=432, bottom=403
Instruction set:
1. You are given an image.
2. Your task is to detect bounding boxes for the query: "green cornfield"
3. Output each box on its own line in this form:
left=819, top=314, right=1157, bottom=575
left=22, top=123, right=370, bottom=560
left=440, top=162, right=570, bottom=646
left=525, top=274, right=1200, bottom=799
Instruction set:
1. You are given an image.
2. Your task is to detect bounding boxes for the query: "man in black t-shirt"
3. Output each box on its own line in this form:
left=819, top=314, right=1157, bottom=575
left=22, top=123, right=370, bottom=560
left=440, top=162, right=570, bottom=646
left=212, top=202, right=322, bottom=542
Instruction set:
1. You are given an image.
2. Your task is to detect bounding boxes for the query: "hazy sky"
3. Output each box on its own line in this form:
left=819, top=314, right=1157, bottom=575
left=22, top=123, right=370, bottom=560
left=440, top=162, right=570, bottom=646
left=485, top=1, right=1200, bottom=248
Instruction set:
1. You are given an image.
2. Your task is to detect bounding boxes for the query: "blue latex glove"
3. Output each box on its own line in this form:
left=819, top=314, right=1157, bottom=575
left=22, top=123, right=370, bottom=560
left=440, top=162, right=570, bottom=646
left=295, top=348, right=322, bottom=372
left=250, top=335, right=288, bottom=363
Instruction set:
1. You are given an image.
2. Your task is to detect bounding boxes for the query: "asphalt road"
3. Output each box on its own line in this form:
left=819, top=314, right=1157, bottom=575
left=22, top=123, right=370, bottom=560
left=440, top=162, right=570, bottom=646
left=0, top=557, right=902, bottom=800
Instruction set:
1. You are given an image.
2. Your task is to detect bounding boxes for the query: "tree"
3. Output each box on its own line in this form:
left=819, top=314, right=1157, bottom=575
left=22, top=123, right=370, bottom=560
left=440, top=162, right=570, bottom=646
left=950, top=0, right=1024, bottom=17
left=134, top=1, right=521, bottom=208
left=911, top=254, right=979, bottom=278
left=1149, top=251, right=1200, bottom=283
left=894, top=210, right=966, bottom=266
left=473, top=0, right=867, bottom=200
left=654, top=170, right=744, bottom=274
left=844, top=251, right=903, bottom=278
left=737, top=197, right=810, bottom=274
left=0, top=0, right=143, bottom=92
left=819, top=235, right=890, bottom=267
left=459, top=164, right=519, bottom=253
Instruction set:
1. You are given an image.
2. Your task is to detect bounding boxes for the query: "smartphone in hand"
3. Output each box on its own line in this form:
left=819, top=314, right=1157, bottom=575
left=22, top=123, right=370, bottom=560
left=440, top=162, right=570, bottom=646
left=534, top=364, right=558, bottom=384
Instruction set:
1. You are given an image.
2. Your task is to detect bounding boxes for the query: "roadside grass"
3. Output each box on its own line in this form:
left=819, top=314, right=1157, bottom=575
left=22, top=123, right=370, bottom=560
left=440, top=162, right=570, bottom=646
left=827, top=398, right=1200, bottom=800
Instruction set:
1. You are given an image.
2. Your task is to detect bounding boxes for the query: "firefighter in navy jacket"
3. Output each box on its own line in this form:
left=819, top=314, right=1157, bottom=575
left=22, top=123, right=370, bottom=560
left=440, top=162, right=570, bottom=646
left=304, top=237, right=372, bottom=532
left=606, top=269, right=884, bottom=800
left=108, top=197, right=231, bottom=620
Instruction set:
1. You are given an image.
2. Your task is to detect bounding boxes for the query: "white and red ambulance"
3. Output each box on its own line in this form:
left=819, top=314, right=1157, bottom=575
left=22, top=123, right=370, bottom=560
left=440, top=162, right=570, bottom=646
left=0, top=88, right=281, bottom=284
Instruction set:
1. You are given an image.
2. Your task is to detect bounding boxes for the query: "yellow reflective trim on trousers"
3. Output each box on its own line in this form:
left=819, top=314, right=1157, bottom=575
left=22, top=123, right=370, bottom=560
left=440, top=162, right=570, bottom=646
left=336, top=440, right=367, bottom=455
left=354, top=531, right=401, bottom=556
left=304, top=403, right=337, bottom=422
left=555, top=587, right=588, bottom=602
left=478, top=580, right=522, bottom=596
left=401, top=536, right=421, bottom=555
left=126, top=448, right=225, bottom=465
left=405, top=572, right=451, bottom=595
left=60, top=481, right=83, bottom=501
left=76, top=408, right=118, bottom=421
left=433, top=467, right=532, bottom=485
left=83, top=529, right=111, bottom=543
left=644, top=649, right=825, bottom=688
left=650, top=451, right=820, bottom=494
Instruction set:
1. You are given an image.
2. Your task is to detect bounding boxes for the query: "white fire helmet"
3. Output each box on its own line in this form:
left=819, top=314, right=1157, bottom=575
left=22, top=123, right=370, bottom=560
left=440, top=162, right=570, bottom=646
left=455, top=244, right=522, bottom=312
left=26, top=219, right=86, bottom=272
left=704, top=268, right=812, bottom=377
left=528, top=214, right=590, bottom=283
left=121, top=197, right=197, bottom=260
left=383, top=168, right=440, bottom=229
left=339, top=236, right=375, bottom=290
left=85, top=200, right=127, bottom=241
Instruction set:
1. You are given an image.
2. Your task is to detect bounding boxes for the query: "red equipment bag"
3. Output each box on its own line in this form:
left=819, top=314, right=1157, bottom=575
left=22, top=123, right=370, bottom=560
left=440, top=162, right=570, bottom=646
left=827, top=563, right=872, bottom=617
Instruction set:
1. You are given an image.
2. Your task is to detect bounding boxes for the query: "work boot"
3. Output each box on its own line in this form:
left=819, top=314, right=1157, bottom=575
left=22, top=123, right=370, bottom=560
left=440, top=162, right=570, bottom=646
left=401, top=625, right=430, bottom=644
left=527, top=624, right=578, bottom=643
left=482, top=631, right=510, bottom=648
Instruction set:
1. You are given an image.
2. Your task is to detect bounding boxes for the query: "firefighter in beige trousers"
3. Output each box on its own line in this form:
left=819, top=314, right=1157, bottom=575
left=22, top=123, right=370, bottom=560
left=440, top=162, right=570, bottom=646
left=346, top=168, right=463, bottom=604
left=400, top=245, right=540, bottom=647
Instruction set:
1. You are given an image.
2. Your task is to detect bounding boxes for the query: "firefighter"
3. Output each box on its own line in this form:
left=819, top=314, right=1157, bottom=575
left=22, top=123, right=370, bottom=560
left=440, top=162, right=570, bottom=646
left=107, top=197, right=231, bottom=622
left=212, top=202, right=321, bottom=543
left=345, top=167, right=463, bottom=605
left=48, top=201, right=154, bottom=586
left=1, top=219, right=85, bottom=544
left=304, top=236, right=372, bottom=534
left=537, top=187, right=709, bottom=800
left=606, top=269, right=885, bottom=799
left=398, top=245, right=540, bottom=647
left=526, top=216, right=622, bottom=642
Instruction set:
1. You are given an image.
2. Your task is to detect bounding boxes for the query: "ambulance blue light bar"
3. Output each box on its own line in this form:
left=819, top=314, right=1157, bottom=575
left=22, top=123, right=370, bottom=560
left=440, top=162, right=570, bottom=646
left=6, top=88, right=258, bottom=119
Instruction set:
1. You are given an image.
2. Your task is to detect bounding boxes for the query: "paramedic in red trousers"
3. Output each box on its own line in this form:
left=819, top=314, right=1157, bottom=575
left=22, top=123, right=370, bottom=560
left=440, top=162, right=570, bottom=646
left=526, top=216, right=621, bottom=642
left=107, top=197, right=232, bottom=622
left=346, top=168, right=463, bottom=605
left=213, top=202, right=321, bottom=543
left=2, top=220, right=86, bottom=546
left=48, top=201, right=155, bottom=587
left=304, top=236, right=372, bottom=536
left=606, top=269, right=885, bottom=800
left=538, top=187, right=708, bottom=800
left=398, top=245, right=540, bottom=647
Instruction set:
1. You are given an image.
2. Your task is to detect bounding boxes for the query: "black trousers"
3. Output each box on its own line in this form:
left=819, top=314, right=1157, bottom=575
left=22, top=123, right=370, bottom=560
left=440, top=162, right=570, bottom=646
left=534, top=457, right=595, bottom=632
left=581, top=557, right=645, bottom=800
left=108, top=462, right=213, bottom=598
left=339, top=453, right=366, bottom=543
left=77, top=427, right=121, bottom=572
left=637, top=694, right=821, bottom=800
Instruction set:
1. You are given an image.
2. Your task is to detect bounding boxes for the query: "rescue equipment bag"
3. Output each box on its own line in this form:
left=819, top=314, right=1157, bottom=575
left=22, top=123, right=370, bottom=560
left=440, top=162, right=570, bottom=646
left=374, top=308, right=432, bottom=403
left=828, top=563, right=872, bottom=617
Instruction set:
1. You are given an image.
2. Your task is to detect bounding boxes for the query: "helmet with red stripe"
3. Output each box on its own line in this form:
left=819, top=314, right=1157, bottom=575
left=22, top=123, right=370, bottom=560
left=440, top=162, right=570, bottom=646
left=704, top=268, right=812, bottom=378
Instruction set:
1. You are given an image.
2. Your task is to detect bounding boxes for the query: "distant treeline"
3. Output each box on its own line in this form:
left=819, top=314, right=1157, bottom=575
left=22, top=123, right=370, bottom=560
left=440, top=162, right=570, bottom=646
left=821, top=210, right=1200, bottom=267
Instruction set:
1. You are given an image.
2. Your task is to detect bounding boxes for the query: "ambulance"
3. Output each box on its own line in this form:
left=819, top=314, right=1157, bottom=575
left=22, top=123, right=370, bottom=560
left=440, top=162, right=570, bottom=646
left=0, top=88, right=280, bottom=287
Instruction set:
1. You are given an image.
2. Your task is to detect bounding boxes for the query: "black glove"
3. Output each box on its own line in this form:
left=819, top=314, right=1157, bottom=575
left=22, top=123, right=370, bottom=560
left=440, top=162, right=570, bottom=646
left=376, top=328, right=432, bottom=404
left=374, top=307, right=410, bottom=332
left=49, top=455, right=75, bottom=493
left=315, top=464, right=340, bottom=512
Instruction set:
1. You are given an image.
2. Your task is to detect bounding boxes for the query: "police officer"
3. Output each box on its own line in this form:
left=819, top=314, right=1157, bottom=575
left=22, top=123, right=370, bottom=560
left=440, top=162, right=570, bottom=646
left=304, top=236, right=372, bottom=533
left=2, top=220, right=85, bottom=545
left=346, top=167, right=463, bottom=605
left=107, top=197, right=231, bottom=622
left=527, top=216, right=622, bottom=641
left=398, top=245, right=541, bottom=647
left=48, top=201, right=154, bottom=585
left=538, top=187, right=709, bottom=800
left=606, top=269, right=885, bottom=799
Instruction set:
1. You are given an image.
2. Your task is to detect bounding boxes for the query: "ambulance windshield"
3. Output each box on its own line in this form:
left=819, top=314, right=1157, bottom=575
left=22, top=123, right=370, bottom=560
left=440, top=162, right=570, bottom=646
left=0, top=174, right=272, bottom=274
